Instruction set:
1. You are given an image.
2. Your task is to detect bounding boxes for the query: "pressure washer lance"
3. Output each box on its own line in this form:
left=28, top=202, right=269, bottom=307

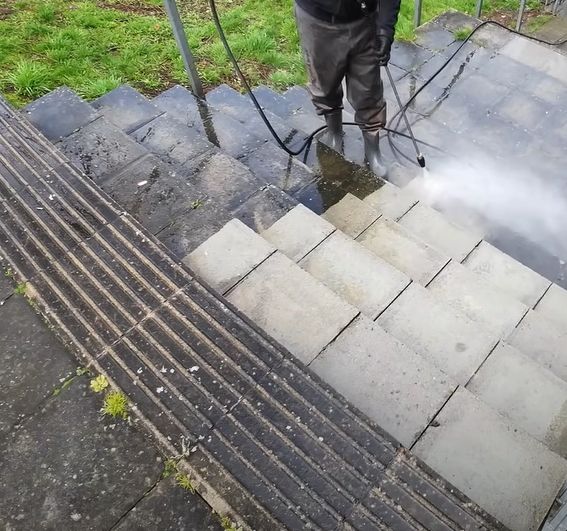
left=384, top=65, right=425, bottom=168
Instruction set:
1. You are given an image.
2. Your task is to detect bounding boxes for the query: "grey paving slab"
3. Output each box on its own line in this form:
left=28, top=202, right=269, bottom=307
left=0, top=378, right=163, bottom=530
left=190, top=152, right=264, bottom=212
left=92, top=84, right=162, bottom=133
left=227, top=252, right=358, bottom=364
left=398, top=203, right=482, bottom=262
left=58, top=117, right=148, bottom=182
left=471, top=23, right=514, bottom=49
left=252, top=85, right=295, bottom=118
left=428, top=261, right=529, bottom=337
left=507, top=310, right=567, bottom=382
left=536, top=284, right=567, bottom=334
left=0, top=266, right=12, bottom=302
left=377, top=283, right=497, bottom=384
left=262, top=204, right=335, bottom=262
left=311, top=316, right=456, bottom=447
left=283, top=85, right=314, bottom=113
left=115, top=477, right=222, bottom=531
left=363, top=182, right=418, bottom=221
left=0, top=294, right=77, bottom=434
left=299, top=231, right=410, bottom=319
left=102, top=154, right=202, bottom=234
left=389, top=40, right=435, bottom=72
left=131, top=114, right=213, bottom=166
left=357, top=218, right=450, bottom=285
left=184, top=219, right=274, bottom=294
left=322, top=193, right=380, bottom=238
left=415, top=21, right=456, bottom=52
left=23, top=87, right=98, bottom=142
left=414, top=387, right=567, bottom=531
left=152, top=84, right=204, bottom=133
left=233, top=185, right=298, bottom=233
left=468, top=341, right=567, bottom=458
left=464, top=241, right=551, bottom=307
left=497, top=91, right=550, bottom=130
left=241, top=141, right=315, bottom=194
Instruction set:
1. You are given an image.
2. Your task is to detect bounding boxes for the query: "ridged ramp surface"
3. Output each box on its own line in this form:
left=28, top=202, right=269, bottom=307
left=0, top=97, right=505, bottom=530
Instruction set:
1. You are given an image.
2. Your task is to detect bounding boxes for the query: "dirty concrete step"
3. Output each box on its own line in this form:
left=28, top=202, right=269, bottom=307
left=261, top=204, right=410, bottom=319
left=311, top=315, right=456, bottom=447
left=377, top=282, right=498, bottom=385
left=91, top=84, right=162, bottom=134
left=535, top=283, right=567, bottom=334
left=398, top=202, right=483, bottom=262
left=413, top=387, right=567, bottom=531
left=23, top=86, right=98, bottom=142
left=428, top=260, right=529, bottom=337
left=252, top=85, right=297, bottom=119
left=226, top=251, right=359, bottom=365
left=506, top=310, right=567, bottom=383
left=322, top=192, right=380, bottom=238
left=357, top=216, right=450, bottom=285
left=463, top=240, right=552, bottom=307
left=363, top=180, right=418, bottom=220
left=149, top=84, right=265, bottom=159
left=467, top=341, right=567, bottom=459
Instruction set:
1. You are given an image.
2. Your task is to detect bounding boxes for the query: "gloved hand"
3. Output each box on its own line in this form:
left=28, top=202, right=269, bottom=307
left=376, top=31, right=393, bottom=66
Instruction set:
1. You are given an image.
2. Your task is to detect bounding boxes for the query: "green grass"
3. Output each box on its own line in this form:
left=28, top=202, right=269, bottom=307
left=453, top=25, right=474, bottom=41
left=0, top=0, right=545, bottom=106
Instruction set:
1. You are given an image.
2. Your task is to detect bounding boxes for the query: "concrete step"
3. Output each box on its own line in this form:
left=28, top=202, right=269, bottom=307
left=464, top=240, right=552, bottom=307
left=312, top=315, right=456, bottom=447
left=467, top=341, right=567, bottom=459
left=363, top=180, right=418, bottom=221
left=428, top=260, right=529, bottom=337
left=226, top=251, right=359, bottom=365
left=535, top=283, right=567, bottom=334
left=414, top=387, right=567, bottom=531
left=377, top=282, right=498, bottom=385
left=262, top=205, right=410, bottom=319
left=357, top=217, right=450, bottom=285
left=322, top=192, right=380, bottom=238
left=507, top=310, right=567, bottom=383
left=398, top=202, right=483, bottom=262
left=252, top=85, right=296, bottom=119
left=91, top=84, right=162, bottom=134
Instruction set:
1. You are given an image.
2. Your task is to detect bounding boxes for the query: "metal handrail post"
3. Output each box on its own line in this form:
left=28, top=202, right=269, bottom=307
left=163, top=0, right=204, bottom=99
left=516, top=0, right=527, bottom=31
left=475, top=0, right=484, bottom=18
left=414, top=0, right=423, bottom=28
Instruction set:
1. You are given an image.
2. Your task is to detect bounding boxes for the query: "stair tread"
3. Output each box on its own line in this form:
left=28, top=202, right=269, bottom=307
left=252, top=85, right=295, bottom=118
left=311, top=315, right=456, bottom=447
left=468, top=341, right=567, bottom=458
left=428, top=261, right=528, bottom=337
left=91, top=84, right=162, bottom=133
left=322, top=193, right=379, bottom=238
left=357, top=217, right=450, bottom=285
left=464, top=240, right=551, bottom=307
left=536, top=283, right=567, bottom=333
left=414, top=387, right=567, bottom=531
left=152, top=84, right=204, bottom=132
left=226, top=252, right=358, bottom=365
left=377, top=282, right=498, bottom=385
left=364, top=181, right=418, bottom=220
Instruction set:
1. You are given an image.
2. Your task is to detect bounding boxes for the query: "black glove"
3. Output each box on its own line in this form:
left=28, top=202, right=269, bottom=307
left=376, top=32, right=393, bottom=66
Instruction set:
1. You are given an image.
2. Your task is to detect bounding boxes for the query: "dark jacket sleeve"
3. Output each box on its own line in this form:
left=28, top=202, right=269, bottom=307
left=376, top=0, right=401, bottom=38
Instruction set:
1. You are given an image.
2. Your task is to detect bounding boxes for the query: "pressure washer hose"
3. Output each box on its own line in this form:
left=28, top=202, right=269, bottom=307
left=208, top=0, right=567, bottom=164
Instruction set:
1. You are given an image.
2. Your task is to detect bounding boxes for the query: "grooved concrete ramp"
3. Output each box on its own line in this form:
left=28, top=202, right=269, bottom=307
left=0, top=99, right=504, bottom=529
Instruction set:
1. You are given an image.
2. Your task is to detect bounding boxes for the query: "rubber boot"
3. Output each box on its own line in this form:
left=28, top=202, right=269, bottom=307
left=324, top=111, right=344, bottom=153
left=362, top=130, right=388, bottom=178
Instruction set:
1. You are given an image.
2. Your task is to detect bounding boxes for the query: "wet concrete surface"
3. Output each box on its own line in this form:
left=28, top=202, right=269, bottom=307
left=0, top=278, right=220, bottom=530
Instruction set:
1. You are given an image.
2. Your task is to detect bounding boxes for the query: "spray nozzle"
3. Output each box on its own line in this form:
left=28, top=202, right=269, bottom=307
left=417, top=154, right=426, bottom=168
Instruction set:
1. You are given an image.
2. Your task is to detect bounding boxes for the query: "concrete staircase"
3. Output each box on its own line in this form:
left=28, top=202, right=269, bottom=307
left=17, top=11, right=567, bottom=530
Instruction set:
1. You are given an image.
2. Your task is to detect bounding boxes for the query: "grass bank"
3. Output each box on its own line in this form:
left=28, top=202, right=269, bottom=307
left=0, top=0, right=542, bottom=107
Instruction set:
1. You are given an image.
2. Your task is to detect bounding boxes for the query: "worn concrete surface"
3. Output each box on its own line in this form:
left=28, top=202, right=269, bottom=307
left=322, top=193, right=379, bottom=238
left=536, top=284, right=567, bottom=333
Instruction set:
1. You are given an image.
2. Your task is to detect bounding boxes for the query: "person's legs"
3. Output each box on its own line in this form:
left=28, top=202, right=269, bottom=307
left=295, top=4, right=350, bottom=150
left=345, top=15, right=388, bottom=177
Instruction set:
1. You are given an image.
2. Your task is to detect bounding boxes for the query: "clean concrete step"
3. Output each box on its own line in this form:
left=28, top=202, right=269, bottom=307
left=377, top=283, right=498, bottom=384
left=226, top=251, right=358, bottom=365
left=414, top=387, right=567, bottom=531
left=398, top=202, right=483, bottom=262
left=536, top=283, right=567, bottom=333
left=357, top=217, right=450, bottom=285
left=507, top=310, right=567, bottom=382
left=363, top=181, right=418, bottom=221
left=262, top=205, right=411, bottom=319
left=311, top=316, right=456, bottom=447
left=464, top=240, right=551, bottom=307
left=467, top=341, right=567, bottom=458
left=428, top=260, right=528, bottom=337
left=322, top=193, right=380, bottom=238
